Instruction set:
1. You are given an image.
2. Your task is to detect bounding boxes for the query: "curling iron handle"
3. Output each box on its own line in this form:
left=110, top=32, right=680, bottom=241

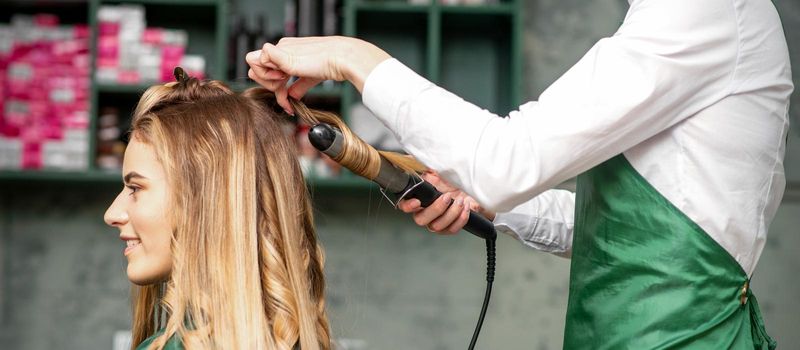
left=407, top=180, right=497, bottom=241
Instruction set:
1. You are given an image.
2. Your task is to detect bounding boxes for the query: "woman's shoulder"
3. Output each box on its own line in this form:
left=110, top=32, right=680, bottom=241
left=135, top=330, right=184, bottom=350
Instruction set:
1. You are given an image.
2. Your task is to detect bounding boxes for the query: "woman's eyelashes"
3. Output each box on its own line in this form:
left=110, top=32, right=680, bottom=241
left=126, top=185, right=141, bottom=196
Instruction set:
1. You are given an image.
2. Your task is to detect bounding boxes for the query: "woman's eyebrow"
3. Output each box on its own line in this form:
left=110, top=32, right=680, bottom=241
left=123, top=172, right=147, bottom=184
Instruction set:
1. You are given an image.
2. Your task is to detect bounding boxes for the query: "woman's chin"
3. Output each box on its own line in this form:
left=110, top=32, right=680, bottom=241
left=127, top=265, right=170, bottom=285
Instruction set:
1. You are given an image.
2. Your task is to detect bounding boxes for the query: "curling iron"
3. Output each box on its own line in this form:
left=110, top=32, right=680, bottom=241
left=308, top=123, right=496, bottom=350
left=308, top=123, right=496, bottom=241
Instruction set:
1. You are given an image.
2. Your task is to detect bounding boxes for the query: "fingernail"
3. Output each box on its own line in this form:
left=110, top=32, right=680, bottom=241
left=442, top=193, right=451, bottom=202
left=246, top=51, right=261, bottom=61
left=455, top=198, right=463, bottom=207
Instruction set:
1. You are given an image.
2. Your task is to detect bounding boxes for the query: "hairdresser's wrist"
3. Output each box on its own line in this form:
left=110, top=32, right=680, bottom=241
left=343, top=38, right=391, bottom=93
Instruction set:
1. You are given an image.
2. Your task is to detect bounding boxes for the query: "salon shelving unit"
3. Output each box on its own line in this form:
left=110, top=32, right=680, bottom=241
left=0, top=0, right=523, bottom=191
left=0, top=0, right=234, bottom=185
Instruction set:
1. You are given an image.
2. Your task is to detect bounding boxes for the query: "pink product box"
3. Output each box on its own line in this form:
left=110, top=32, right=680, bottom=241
left=73, top=24, right=90, bottom=39
left=33, top=14, right=59, bottom=28
left=99, top=21, right=120, bottom=37
left=62, top=109, right=89, bottom=130
left=21, top=142, right=41, bottom=169
left=118, top=69, right=140, bottom=84
left=142, top=28, right=163, bottom=45
left=52, top=39, right=89, bottom=59
left=97, top=36, right=119, bottom=67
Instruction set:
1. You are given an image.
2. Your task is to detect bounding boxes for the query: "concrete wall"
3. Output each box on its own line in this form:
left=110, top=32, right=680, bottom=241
left=1, top=1, right=798, bottom=349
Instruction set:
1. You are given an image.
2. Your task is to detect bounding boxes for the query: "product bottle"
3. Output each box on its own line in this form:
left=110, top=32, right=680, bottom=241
left=234, top=14, right=250, bottom=81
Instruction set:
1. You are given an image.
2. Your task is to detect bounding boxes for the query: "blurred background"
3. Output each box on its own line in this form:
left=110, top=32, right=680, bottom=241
left=0, top=0, right=797, bottom=349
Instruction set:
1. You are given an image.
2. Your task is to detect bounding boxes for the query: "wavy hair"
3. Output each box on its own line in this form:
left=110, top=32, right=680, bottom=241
left=128, top=78, right=330, bottom=350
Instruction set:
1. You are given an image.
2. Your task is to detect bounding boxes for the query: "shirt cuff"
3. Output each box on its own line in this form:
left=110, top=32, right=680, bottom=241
left=361, top=58, right=434, bottom=136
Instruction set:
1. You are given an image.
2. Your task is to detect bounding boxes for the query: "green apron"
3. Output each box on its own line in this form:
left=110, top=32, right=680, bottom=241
left=564, top=155, right=776, bottom=349
left=135, top=330, right=183, bottom=350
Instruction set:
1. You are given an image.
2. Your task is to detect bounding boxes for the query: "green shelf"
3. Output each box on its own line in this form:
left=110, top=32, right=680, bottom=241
left=98, top=80, right=345, bottom=99
left=353, top=2, right=431, bottom=13
left=353, top=1, right=515, bottom=15
left=0, top=170, right=121, bottom=183
left=439, top=3, right=515, bottom=15
left=305, top=175, right=375, bottom=190
left=0, top=169, right=374, bottom=190
left=98, top=0, right=220, bottom=5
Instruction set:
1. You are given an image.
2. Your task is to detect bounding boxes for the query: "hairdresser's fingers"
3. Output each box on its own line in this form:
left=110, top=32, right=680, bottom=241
left=427, top=197, right=465, bottom=234
left=247, top=63, right=270, bottom=84
left=246, top=50, right=278, bottom=79
left=263, top=69, right=287, bottom=80
left=258, top=43, right=288, bottom=71
left=461, top=196, right=477, bottom=212
left=397, top=198, right=422, bottom=214
left=262, top=41, right=341, bottom=81
left=275, top=84, right=293, bottom=115
left=445, top=205, right=470, bottom=234
left=412, top=193, right=452, bottom=227
left=247, top=65, right=292, bottom=114
left=288, top=77, right=323, bottom=100
left=248, top=68, right=285, bottom=92
left=421, top=171, right=459, bottom=193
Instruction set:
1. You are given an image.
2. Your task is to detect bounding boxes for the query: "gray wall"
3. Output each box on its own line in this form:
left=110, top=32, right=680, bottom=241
left=1, top=1, right=799, bottom=349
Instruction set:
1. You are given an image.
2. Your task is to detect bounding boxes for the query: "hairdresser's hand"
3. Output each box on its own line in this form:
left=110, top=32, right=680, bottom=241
left=398, top=171, right=495, bottom=235
left=246, top=36, right=391, bottom=115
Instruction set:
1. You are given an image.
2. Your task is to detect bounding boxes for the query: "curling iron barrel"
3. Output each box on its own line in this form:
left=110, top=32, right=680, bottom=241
left=308, top=123, right=497, bottom=241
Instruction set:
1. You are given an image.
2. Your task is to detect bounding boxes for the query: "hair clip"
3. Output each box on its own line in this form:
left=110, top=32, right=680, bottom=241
left=173, top=66, right=189, bottom=84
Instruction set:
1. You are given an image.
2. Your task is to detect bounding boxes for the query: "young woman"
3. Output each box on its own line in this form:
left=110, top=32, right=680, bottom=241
left=104, top=71, right=331, bottom=350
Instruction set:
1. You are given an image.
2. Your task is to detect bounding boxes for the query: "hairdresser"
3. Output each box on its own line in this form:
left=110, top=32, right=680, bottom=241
left=247, top=0, right=791, bottom=348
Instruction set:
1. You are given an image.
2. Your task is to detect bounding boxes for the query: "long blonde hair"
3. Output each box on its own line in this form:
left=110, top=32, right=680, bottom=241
left=129, top=78, right=330, bottom=350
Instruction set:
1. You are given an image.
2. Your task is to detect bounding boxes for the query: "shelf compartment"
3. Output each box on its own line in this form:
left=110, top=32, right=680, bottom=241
left=439, top=11, right=514, bottom=115
left=1, top=1, right=89, bottom=24
left=354, top=10, right=428, bottom=77
left=94, top=1, right=223, bottom=80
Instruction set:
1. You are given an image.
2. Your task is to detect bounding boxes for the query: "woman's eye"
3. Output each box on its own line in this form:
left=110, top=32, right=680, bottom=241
left=126, top=186, right=140, bottom=195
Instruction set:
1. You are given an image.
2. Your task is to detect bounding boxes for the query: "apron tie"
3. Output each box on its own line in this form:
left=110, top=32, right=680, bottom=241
left=744, top=282, right=777, bottom=350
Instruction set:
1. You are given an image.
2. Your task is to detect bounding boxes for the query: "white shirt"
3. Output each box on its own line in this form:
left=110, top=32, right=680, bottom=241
left=362, top=0, right=793, bottom=276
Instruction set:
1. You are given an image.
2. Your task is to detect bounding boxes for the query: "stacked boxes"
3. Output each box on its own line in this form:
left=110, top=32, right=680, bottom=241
left=96, top=5, right=206, bottom=84
left=0, top=14, right=90, bottom=170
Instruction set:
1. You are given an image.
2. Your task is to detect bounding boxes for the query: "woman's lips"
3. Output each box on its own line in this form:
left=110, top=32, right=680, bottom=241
left=124, top=239, right=141, bottom=256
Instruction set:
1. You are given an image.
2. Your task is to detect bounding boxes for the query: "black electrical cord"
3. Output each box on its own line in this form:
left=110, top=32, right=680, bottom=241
left=468, top=237, right=496, bottom=350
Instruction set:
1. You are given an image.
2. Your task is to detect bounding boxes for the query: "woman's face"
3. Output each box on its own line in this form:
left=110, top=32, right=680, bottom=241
left=104, top=136, right=173, bottom=285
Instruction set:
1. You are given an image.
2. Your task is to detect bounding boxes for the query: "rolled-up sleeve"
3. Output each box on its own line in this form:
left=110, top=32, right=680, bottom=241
left=494, top=189, right=576, bottom=258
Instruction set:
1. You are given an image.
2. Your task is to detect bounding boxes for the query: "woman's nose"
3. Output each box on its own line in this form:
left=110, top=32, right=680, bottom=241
left=104, top=191, right=129, bottom=227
